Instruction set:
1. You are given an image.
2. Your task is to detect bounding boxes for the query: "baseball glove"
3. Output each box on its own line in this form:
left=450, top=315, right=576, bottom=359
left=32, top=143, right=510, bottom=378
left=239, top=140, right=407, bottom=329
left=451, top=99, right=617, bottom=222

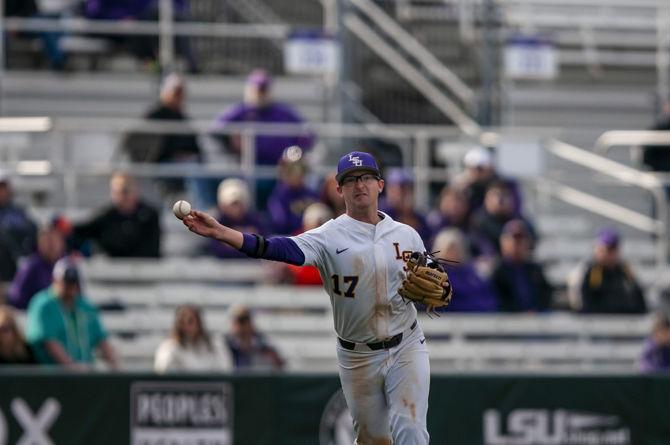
left=398, top=251, right=453, bottom=309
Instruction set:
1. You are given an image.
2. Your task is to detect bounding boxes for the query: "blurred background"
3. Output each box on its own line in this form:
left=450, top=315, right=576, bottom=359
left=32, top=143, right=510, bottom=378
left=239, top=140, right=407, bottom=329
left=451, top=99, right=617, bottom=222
left=0, top=0, right=669, bottom=444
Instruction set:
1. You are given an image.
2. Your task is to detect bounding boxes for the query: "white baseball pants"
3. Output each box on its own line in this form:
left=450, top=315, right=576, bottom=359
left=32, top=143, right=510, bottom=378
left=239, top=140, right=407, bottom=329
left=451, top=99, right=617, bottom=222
left=336, top=325, right=430, bottom=445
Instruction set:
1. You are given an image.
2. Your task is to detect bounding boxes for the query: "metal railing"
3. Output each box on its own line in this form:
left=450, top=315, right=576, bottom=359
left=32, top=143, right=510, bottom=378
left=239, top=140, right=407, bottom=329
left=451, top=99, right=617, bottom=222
left=0, top=117, right=469, bottom=208
left=547, top=138, right=667, bottom=271
left=392, top=0, right=670, bottom=108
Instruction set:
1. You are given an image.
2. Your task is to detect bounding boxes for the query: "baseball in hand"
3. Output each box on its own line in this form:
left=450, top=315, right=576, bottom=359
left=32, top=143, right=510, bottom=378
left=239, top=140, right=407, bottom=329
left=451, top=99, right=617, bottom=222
left=173, top=200, right=192, bottom=220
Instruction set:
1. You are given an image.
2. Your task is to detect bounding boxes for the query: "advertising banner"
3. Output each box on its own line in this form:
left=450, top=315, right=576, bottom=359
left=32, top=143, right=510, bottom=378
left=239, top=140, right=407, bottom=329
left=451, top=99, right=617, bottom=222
left=0, top=372, right=669, bottom=445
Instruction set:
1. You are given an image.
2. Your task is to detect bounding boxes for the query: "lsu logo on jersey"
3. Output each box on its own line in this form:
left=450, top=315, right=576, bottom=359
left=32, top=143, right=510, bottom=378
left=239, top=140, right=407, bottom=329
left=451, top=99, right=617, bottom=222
left=348, top=154, right=363, bottom=166
left=392, top=242, right=413, bottom=271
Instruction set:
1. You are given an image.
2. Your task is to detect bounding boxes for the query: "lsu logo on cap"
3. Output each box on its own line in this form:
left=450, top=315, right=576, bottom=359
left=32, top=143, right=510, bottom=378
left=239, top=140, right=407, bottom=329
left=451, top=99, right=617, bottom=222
left=348, top=154, right=363, bottom=167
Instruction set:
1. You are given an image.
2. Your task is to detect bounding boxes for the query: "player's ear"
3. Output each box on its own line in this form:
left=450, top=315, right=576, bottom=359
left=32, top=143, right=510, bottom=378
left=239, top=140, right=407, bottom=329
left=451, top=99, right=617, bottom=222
left=336, top=184, right=344, bottom=196
left=378, top=179, right=385, bottom=193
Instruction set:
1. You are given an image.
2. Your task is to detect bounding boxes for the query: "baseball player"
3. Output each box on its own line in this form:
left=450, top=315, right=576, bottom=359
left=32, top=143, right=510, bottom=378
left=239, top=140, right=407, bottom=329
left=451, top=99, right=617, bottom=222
left=183, top=151, right=451, bottom=444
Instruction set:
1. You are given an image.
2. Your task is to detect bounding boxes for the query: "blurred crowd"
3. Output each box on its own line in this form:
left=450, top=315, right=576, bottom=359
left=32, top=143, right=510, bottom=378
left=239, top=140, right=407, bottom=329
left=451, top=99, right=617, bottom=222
left=5, top=0, right=197, bottom=72
left=0, top=63, right=668, bottom=373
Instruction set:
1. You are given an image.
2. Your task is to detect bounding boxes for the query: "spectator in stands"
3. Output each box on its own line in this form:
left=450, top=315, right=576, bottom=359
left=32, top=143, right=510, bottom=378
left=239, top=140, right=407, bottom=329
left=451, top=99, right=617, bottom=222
left=471, top=181, right=536, bottom=256
left=212, top=69, right=315, bottom=206
left=154, top=305, right=232, bottom=373
left=431, top=229, right=497, bottom=312
left=0, top=171, right=38, bottom=280
left=642, top=99, right=670, bottom=172
left=267, top=146, right=318, bottom=235
left=0, top=305, right=36, bottom=365
left=72, top=172, right=161, bottom=257
left=426, top=185, right=473, bottom=247
left=319, top=173, right=346, bottom=217
left=640, top=312, right=670, bottom=373
left=453, top=146, right=522, bottom=214
left=207, top=178, right=265, bottom=259
left=8, top=226, right=65, bottom=310
left=225, top=304, right=284, bottom=372
left=570, top=228, right=646, bottom=314
left=283, top=203, right=333, bottom=285
left=122, top=74, right=211, bottom=208
left=85, top=0, right=197, bottom=72
left=26, top=258, right=118, bottom=369
left=491, top=219, right=552, bottom=312
left=379, top=169, right=431, bottom=243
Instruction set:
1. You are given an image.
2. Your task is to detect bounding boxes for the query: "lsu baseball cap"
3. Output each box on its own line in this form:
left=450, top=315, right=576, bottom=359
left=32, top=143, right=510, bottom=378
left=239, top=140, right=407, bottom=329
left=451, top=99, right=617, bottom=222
left=336, top=151, right=381, bottom=183
left=52, top=258, right=80, bottom=285
left=596, top=228, right=620, bottom=248
left=246, top=69, right=271, bottom=89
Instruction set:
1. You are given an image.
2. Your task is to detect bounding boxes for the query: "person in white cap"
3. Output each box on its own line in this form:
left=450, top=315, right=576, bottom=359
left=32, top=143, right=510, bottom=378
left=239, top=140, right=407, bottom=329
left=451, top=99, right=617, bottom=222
left=453, top=146, right=522, bottom=214
left=207, top=178, right=265, bottom=259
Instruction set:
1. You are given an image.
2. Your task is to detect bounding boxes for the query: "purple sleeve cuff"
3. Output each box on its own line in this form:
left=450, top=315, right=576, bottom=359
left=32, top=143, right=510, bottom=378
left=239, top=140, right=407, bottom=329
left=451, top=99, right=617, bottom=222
left=239, top=233, right=305, bottom=266
left=240, top=233, right=259, bottom=255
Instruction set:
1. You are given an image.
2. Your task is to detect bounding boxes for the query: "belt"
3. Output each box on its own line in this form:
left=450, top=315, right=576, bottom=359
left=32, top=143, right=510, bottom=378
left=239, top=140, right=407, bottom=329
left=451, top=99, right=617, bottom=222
left=338, top=320, right=417, bottom=351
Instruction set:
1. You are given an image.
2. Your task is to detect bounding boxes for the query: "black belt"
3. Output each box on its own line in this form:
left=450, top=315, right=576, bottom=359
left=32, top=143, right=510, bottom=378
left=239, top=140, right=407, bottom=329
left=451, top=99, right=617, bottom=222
left=338, top=319, right=417, bottom=351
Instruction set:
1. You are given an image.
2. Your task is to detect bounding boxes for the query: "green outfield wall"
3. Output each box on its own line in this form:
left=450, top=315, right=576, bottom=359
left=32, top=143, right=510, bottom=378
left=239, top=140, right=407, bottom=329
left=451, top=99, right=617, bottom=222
left=0, top=371, right=669, bottom=445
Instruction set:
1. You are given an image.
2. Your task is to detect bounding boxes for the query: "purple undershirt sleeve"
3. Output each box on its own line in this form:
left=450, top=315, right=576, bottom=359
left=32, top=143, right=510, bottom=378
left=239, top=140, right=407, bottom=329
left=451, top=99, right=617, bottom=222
left=239, top=233, right=305, bottom=266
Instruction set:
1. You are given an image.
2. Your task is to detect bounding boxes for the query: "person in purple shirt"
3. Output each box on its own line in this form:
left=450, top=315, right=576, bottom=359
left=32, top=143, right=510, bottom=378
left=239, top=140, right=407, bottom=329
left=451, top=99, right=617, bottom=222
left=212, top=69, right=315, bottom=166
left=379, top=168, right=431, bottom=244
left=266, top=147, right=318, bottom=235
left=431, top=228, right=497, bottom=312
left=208, top=178, right=265, bottom=259
left=8, top=226, right=65, bottom=310
left=640, top=313, right=670, bottom=373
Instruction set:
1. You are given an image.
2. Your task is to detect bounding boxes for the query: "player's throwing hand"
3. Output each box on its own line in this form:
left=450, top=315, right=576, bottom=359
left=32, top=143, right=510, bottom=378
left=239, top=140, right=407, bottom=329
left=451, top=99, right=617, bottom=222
left=183, top=210, right=224, bottom=239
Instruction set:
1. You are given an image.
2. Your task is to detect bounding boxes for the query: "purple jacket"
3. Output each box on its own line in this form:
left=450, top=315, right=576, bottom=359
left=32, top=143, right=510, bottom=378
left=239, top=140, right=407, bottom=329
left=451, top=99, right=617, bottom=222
left=208, top=212, right=265, bottom=259
left=440, top=263, right=498, bottom=312
left=640, top=338, right=670, bottom=373
left=213, top=102, right=315, bottom=165
left=8, top=254, right=57, bottom=310
left=86, top=0, right=185, bottom=19
left=267, top=182, right=318, bottom=235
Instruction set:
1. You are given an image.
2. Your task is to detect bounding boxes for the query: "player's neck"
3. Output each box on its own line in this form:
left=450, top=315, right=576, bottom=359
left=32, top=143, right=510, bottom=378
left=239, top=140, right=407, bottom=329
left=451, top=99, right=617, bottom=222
left=346, top=207, right=382, bottom=225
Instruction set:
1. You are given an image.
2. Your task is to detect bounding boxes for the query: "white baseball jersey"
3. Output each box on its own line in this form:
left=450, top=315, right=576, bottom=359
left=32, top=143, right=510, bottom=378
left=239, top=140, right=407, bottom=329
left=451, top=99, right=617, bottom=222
left=291, top=211, right=426, bottom=343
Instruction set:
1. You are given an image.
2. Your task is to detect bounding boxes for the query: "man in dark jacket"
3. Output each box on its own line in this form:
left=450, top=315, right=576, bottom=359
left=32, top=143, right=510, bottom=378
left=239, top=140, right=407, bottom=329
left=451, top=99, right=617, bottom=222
left=123, top=74, right=213, bottom=207
left=577, top=228, right=646, bottom=314
left=491, top=219, right=552, bottom=312
left=72, top=173, right=161, bottom=257
left=125, top=74, right=202, bottom=164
